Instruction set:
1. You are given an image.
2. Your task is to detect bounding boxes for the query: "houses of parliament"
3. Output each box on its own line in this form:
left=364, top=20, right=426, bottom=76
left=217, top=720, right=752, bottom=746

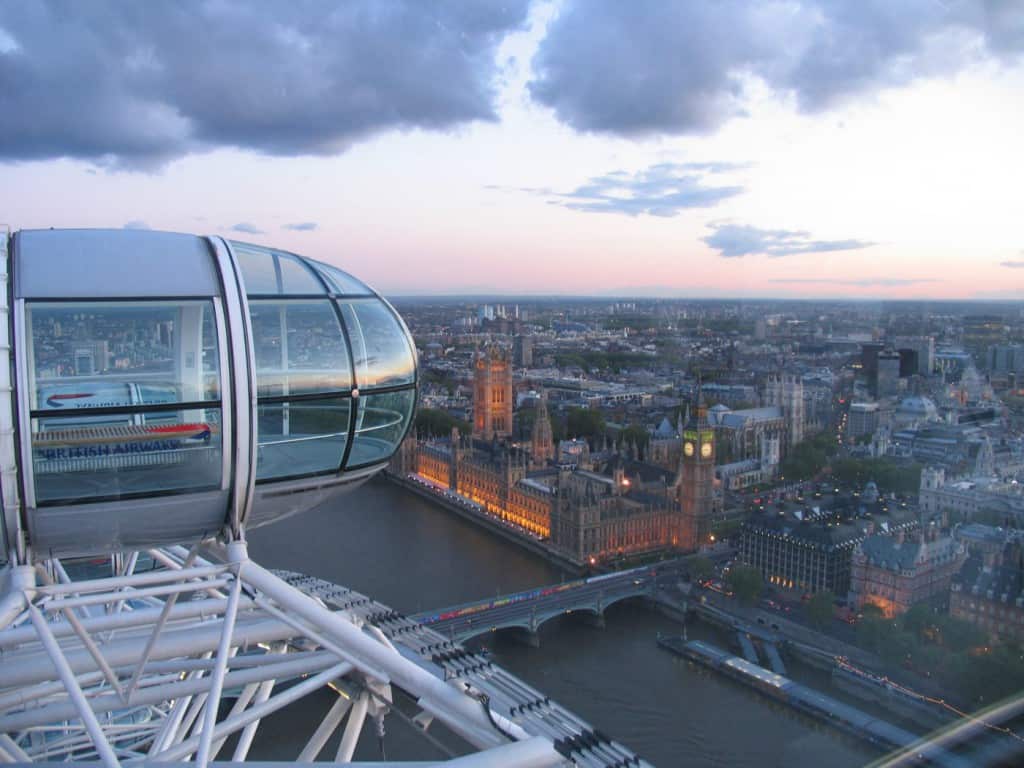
left=390, top=345, right=716, bottom=566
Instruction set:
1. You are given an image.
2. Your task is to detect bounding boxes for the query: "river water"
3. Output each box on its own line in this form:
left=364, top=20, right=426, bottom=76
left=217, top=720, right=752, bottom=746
left=247, top=478, right=875, bottom=767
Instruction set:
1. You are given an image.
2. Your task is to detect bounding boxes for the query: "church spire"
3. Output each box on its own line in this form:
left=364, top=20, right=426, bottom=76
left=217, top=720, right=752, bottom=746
left=530, top=389, right=554, bottom=468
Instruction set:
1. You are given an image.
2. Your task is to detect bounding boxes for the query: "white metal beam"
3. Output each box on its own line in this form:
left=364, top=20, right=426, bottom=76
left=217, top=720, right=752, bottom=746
left=0, top=616, right=297, bottom=689
left=297, top=693, right=353, bottom=762
left=233, top=551, right=530, bottom=749
left=195, top=570, right=242, bottom=767
left=0, top=651, right=340, bottom=733
left=145, top=661, right=351, bottom=763
left=26, top=602, right=120, bottom=768
left=336, top=691, right=370, bottom=763
left=229, top=641, right=287, bottom=762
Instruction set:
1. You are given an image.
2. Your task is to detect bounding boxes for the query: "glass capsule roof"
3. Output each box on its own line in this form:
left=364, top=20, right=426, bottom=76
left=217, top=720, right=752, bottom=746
left=230, top=240, right=373, bottom=297
left=15, top=229, right=220, bottom=298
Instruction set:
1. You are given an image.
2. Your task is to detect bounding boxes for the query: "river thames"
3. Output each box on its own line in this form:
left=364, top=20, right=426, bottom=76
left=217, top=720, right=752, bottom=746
left=248, top=478, right=876, bottom=767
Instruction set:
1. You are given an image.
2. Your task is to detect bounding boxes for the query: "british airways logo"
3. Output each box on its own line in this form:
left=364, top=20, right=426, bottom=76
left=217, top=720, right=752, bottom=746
left=45, top=393, right=93, bottom=408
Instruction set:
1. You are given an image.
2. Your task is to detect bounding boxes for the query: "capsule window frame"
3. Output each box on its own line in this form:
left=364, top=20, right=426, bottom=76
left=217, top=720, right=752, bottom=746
left=22, top=297, right=230, bottom=507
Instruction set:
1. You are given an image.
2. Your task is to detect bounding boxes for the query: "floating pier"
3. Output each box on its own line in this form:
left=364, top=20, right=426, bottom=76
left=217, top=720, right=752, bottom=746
left=658, top=636, right=968, bottom=768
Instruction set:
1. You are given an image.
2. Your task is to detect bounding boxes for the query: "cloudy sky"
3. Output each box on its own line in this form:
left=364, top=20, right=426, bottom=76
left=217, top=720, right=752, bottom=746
left=1, top=0, right=1022, bottom=299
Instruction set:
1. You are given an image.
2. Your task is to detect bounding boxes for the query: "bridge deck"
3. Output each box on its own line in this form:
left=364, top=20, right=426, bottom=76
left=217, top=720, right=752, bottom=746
left=410, top=563, right=679, bottom=643
left=275, top=570, right=653, bottom=768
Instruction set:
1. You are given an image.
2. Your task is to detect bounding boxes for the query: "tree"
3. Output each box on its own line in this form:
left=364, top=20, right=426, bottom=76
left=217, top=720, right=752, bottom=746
left=830, top=458, right=922, bottom=495
left=806, top=591, right=835, bottom=628
left=780, top=432, right=837, bottom=480
left=934, top=615, right=987, bottom=654
left=566, top=408, right=605, bottom=442
left=515, top=408, right=536, bottom=441
left=856, top=613, right=896, bottom=653
left=415, top=408, right=470, bottom=438
left=726, top=565, right=763, bottom=605
left=688, top=556, right=714, bottom=582
left=711, top=518, right=742, bottom=542
left=901, top=602, right=936, bottom=640
left=860, top=602, right=885, bottom=620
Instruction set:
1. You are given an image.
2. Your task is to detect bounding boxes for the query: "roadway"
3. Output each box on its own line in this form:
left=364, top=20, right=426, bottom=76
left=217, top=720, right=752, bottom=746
left=414, top=559, right=696, bottom=643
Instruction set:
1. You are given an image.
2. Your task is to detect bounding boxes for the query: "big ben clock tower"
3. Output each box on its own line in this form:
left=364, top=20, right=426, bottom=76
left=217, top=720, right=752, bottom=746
left=679, top=383, right=715, bottom=551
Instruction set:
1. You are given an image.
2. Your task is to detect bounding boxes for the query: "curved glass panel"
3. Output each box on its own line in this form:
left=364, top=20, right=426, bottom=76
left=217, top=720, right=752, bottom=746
left=338, top=300, right=415, bottom=388
left=309, top=259, right=373, bottom=295
left=232, top=241, right=324, bottom=295
left=256, top=397, right=350, bottom=480
left=32, top=408, right=222, bottom=504
left=28, top=302, right=221, bottom=410
left=250, top=300, right=351, bottom=396
left=348, top=389, right=415, bottom=467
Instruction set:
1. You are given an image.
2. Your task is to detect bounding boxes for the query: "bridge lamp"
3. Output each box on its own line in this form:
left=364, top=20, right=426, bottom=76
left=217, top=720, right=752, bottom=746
left=0, top=229, right=417, bottom=564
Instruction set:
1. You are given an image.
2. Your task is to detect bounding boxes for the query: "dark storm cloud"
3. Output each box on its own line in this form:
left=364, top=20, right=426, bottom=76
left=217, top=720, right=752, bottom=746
left=230, top=222, right=264, bottom=235
left=525, top=163, right=743, bottom=217
left=529, top=0, right=1024, bottom=136
left=283, top=222, right=318, bottom=231
left=704, top=223, right=872, bottom=258
left=0, top=0, right=529, bottom=167
left=770, top=277, right=937, bottom=287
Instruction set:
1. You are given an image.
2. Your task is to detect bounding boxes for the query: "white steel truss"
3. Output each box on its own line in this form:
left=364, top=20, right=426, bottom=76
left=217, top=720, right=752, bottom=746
left=0, top=540, right=573, bottom=767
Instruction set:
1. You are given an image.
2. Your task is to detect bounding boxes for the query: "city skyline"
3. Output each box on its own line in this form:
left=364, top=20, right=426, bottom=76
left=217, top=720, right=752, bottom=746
left=1, top=1, right=1022, bottom=300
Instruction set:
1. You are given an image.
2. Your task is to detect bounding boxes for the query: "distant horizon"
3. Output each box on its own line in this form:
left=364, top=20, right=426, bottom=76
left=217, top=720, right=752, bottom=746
left=385, top=292, right=1023, bottom=306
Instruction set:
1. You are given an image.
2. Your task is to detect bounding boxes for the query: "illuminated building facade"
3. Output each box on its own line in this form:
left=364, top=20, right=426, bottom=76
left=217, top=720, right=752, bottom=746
left=849, top=527, right=966, bottom=617
left=950, top=543, right=1024, bottom=643
left=765, top=373, right=805, bottom=449
left=707, top=403, right=783, bottom=469
left=473, top=344, right=513, bottom=440
left=389, top=432, right=688, bottom=564
left=550, top=461, right=682, bottom=563
left=918, top=465, right=1024, bottom=525
left=739, top=502, right=919, bottom=596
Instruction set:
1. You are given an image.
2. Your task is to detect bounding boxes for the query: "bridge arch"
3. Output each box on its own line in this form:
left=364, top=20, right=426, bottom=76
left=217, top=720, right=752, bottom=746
left=454, top=591, right=650, bottom=643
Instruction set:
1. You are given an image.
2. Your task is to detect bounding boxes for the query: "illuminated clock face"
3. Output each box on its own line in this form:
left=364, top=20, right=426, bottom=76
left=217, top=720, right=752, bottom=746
left=701, top=442, right=713, bottom=459
left=684, top=442, right=695, bottom=457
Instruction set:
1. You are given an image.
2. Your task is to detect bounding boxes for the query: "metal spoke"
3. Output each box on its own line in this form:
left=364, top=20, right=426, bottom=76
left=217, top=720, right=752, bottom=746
left=0, top=545, right=652, bottom=767
left=26, top=602, right=121, bottom=768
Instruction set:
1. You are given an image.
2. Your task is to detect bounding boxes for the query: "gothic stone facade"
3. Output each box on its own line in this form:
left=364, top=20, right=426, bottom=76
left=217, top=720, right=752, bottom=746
left=389, top=432, right=700, bottom=565
left=472, top=345, right=513, bottom=440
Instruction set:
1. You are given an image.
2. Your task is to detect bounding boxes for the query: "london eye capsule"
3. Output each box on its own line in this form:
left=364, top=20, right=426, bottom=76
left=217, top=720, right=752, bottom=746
left=0, top=229, right=417, bottom=561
